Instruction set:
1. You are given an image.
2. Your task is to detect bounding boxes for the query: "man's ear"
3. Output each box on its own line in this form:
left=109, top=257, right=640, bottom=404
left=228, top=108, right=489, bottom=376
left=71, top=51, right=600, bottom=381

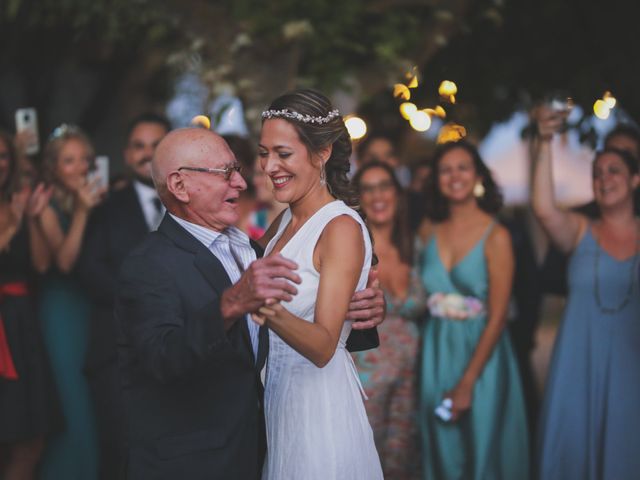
left=166, top=171, right=189, bottom=203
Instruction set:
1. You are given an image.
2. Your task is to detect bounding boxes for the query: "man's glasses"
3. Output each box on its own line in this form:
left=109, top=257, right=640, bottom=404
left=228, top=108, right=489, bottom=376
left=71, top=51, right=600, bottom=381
left=178, top=163, right=242, bottom=181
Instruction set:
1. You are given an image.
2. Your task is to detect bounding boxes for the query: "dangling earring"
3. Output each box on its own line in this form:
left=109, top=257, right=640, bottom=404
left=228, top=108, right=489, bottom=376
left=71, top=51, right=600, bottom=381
left=473, top=181, right=485, bottom=198
left=320, top=163, right=327, bottom=186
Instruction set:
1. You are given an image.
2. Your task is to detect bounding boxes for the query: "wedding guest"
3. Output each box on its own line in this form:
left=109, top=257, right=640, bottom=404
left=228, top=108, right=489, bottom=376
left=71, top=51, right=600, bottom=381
left=416, top=140, right=529, bottom=479
left=352, top=161, right=425, bottom=479
left=37, top=124, right=103, bottom=479
left=534, top=109, right=640, bottom=479
left=76, top=112, right=170, bottom=479
left=356, top=134, right=411, bottom=187
left=0, top=130, right=56, bottom=480
left=540, top=123, right=640, bottom=295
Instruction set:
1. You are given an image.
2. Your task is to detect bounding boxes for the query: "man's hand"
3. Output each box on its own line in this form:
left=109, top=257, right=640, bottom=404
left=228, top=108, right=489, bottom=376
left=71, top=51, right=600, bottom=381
left=221, top=254, right=300, bottom=328
left=347, top=269, right=385, bottom=330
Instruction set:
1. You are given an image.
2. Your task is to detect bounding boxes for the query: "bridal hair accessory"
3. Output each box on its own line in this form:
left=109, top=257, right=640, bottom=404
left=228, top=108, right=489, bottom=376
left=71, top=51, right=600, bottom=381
left=261, top=108, right=340, bottom=124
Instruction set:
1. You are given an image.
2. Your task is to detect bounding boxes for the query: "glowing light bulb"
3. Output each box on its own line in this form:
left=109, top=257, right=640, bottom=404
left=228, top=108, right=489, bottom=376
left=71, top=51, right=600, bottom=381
left=438, top=80, right=458, bottom=97
left=409, top=110, right=432, bottom=132
left=407, top=75, right=418, bottom=88
left=345, top=116, right=367, bottom=140
left=603, top=91, right=616, bottom=109
left=393, top=84, right=411, bottom=101
left=191, top=115, right=211, bottom=129
left=437, top=123, right=467, bottom=144
left=593, top=99, right=610, bottom=120
left=425, top=106, right=447, bottom=118
left=399, top=102, right=417, bottom=120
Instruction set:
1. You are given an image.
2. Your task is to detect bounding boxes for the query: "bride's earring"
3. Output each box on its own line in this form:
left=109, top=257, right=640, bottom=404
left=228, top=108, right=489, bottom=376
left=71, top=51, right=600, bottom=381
left=320, top=163, right=327, bottom=186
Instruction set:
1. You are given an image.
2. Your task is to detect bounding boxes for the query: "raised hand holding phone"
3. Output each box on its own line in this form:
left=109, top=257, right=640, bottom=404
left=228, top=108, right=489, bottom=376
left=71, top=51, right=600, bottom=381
left=15, top=108, right=39, bottom=155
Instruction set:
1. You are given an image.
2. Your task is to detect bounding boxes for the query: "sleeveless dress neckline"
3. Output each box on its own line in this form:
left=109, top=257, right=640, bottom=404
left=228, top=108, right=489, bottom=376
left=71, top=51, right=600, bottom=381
left=432, top=220, right=495, bottom=275
left=266, top=200, right=341, bottom=257
left=587, top=223, right=640, bottom=263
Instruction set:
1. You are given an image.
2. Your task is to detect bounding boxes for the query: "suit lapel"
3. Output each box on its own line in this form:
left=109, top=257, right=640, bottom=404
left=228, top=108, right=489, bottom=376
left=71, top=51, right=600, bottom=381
left=158, top=215, right=256, bottom=360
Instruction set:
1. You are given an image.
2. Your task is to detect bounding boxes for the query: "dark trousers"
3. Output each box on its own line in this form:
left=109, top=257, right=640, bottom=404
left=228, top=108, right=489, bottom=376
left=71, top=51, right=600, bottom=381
left=87, top=362, right=126, bottom=480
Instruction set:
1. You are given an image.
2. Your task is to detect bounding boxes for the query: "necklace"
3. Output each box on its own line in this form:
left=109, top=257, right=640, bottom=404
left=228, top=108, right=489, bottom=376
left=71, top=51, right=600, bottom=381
left=593, top=219, right=640, bottom=314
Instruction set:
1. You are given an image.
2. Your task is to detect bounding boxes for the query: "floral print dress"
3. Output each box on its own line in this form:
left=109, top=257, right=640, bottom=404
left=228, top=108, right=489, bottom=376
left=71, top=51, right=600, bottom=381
left=352, top=268, right=426, bottom=479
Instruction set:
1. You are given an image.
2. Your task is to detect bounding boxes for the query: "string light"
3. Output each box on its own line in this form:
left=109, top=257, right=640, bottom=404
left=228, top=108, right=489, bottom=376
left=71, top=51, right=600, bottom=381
left=437, top=123, right=467, bottom=143
left=603, top=91, right=616, bottom=109
left=345, top=115, right=367, bottom=140
left=191, top=115, right=211, bottom=129
left=409, top=110, right=432, bottom=132
left=393, top=84, right=411, bottom=101
left=399, top=102, right=417, bottom=120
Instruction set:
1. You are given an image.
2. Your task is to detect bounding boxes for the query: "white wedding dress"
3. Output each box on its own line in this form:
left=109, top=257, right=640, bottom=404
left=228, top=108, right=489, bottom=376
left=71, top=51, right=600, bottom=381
left=261, top=200, right=383, bottom=480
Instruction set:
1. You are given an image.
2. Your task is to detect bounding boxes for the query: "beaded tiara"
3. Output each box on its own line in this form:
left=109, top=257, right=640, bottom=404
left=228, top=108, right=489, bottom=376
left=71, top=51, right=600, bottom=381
left=261, top=108, right=340, bottom=124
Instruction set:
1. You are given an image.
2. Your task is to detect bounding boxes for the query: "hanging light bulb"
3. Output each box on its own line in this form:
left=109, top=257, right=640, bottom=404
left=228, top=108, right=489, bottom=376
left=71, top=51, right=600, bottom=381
left=603, top=91, right=617, bottom=109
left=191, top=115, right=211, bottom=129
left=399, top=102, right=418, bottom=120
left=345, top=115, right=367, bottom=140
left=409, top=110, right=432, bottom=132
left=438, top=80, right=458, bottom=97
left=437, top=123, right=467, bottom=144
left=593, top=99, right=610, bottom=120
left=393, top=84, right=411, bottom=100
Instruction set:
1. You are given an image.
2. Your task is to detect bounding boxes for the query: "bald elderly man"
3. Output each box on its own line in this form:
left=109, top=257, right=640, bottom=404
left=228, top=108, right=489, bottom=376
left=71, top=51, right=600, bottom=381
left=114, top=128, right=383, bottom=480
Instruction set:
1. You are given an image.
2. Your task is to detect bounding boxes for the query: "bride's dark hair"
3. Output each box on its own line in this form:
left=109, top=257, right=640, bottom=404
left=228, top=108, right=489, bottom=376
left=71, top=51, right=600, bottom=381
left=263, top=89, right=358, bottom=208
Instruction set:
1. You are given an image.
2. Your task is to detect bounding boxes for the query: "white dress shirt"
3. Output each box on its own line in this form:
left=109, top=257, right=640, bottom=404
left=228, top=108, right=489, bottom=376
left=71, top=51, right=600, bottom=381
left=169, top=214, right=260, bottom=360
left=133, top=180, right=164, bottom=231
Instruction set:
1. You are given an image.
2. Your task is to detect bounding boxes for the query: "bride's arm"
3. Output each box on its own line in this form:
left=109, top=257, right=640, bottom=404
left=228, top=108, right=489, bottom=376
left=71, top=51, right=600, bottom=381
left=258, top=215, right=365, bottom=368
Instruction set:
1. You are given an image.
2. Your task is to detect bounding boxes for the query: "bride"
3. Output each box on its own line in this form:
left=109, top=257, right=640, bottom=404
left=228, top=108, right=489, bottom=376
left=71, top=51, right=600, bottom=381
left=253, top=89, right=383, bottom=479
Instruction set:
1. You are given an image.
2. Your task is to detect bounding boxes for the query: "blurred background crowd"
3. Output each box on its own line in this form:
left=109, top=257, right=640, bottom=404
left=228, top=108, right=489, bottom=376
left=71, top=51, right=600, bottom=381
left=2, top=0, right=640, bottom=479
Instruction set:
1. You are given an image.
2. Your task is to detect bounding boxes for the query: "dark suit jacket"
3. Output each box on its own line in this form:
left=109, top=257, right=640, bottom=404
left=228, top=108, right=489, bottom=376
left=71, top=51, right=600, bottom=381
left=115, top=215, right=266, bottom=480
left=77, top=184, right=149, bottom=372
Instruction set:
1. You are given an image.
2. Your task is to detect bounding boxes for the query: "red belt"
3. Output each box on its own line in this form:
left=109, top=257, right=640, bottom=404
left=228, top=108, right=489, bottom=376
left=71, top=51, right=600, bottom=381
left=0, top=282, right=28, bottom=380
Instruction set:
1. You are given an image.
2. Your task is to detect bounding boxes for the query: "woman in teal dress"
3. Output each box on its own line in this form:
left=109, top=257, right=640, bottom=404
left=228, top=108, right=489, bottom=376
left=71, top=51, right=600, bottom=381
left=352, top=162, right=425, bottom=479
left=37, top=125, right=104, bottom=479
left=534, top=110, right=640, bottom=479
left=416, top=141, right=529, bottom=480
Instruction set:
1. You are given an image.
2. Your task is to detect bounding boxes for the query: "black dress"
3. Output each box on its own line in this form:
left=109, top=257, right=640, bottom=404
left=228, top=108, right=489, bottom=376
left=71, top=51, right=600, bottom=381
left=0, top=224, right=59, bottom=441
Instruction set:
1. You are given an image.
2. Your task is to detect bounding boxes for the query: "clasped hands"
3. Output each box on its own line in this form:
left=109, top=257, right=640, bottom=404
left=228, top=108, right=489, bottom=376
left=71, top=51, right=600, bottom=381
left=220, top=253, right=385, bottom=330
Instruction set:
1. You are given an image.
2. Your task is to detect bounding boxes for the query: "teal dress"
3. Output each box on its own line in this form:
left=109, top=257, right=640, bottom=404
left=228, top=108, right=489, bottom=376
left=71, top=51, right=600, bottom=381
left=38, top=202, right=98, bottom=479
left=537, top=227, right=640, bottom=479
left=418, top=223, right=529, bottom=480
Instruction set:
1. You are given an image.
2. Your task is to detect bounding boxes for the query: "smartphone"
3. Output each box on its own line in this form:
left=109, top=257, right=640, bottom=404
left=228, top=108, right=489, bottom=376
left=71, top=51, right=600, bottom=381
left=434, top=398, right=453, bottom=422
left=88, top=156, right=110, bottom=191
left=15, top=108, right=40, bottom=155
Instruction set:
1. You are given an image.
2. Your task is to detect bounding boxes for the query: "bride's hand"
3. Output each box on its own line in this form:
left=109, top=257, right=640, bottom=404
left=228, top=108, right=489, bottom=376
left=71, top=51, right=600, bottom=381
left=251, top=312, right=266, bottom=326
left=250, top=297, right=280, bottom=326
left=258, top=300, right=285, bottom=324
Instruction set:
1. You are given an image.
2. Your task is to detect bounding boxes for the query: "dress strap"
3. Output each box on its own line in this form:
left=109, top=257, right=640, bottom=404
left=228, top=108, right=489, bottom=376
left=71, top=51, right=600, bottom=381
left=480, top=220, right=497, bottom=243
